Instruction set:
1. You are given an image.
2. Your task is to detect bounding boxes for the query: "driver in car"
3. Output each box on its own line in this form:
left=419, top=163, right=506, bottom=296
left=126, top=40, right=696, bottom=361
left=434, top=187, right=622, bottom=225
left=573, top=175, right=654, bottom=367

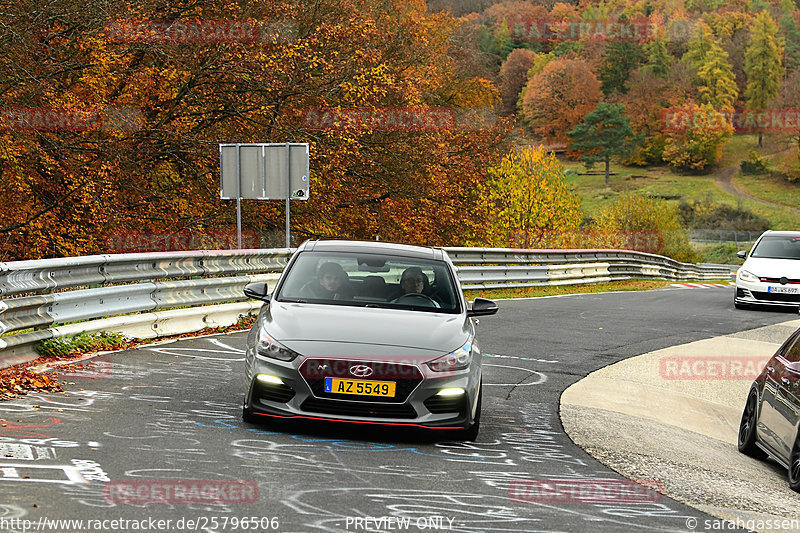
left=390, top=267, right=441, bottom=307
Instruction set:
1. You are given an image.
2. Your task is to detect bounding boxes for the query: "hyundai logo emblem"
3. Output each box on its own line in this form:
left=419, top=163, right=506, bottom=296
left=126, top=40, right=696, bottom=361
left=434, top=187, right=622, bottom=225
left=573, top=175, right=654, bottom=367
left=349, top=365, right=373, bottom=378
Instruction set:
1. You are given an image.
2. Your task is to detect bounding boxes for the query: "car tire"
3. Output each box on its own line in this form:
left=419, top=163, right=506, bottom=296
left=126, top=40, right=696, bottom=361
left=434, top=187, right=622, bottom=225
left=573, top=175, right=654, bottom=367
left=790, top=436, right=800, bottom=493
left=738, top=389, right=767, bottom=459
left=457, top=387, right=482, bottom=442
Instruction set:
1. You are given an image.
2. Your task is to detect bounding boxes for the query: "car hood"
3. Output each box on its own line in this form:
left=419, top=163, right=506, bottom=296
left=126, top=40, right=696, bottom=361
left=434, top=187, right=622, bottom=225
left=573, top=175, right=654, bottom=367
left=742, top=257, right=800, bottom=277
left=263, top=302, right=470, bottom=356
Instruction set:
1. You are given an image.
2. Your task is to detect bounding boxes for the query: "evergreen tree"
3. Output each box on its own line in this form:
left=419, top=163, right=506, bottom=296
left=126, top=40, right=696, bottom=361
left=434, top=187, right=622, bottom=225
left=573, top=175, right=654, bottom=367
left=599, top=41, right=646, bottom=95
left=745, top=12, right=785, bottom=146
left=642, top=39, right=674, bottom=79
left=683, top=24, right=738, bottom=109
left=494, top=18, right=514, bottom=60
left=781, top=13, right=800, bottom=72
left=567, top=103, right=643, bottom=187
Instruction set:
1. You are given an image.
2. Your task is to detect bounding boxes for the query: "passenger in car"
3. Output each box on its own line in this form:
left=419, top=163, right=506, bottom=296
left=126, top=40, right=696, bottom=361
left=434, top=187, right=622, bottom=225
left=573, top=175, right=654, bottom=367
left=298, top=262, right=352, bottom=299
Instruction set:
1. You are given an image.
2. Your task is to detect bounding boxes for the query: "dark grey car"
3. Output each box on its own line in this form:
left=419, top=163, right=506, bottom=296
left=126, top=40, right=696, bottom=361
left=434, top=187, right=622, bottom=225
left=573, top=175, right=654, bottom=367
left=738, top=326, right=800, bottom=491
left=241, top=240, right=498, bottom=440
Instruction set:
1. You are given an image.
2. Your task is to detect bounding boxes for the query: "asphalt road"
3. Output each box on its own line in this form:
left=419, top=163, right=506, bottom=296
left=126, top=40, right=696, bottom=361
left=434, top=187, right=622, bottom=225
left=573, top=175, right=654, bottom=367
left=0, top=286, right=794, bottom=533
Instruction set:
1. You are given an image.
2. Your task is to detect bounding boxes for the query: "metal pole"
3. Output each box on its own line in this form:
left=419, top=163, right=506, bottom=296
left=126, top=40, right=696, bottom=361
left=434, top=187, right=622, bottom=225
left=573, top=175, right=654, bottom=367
left=236, top=144, right=242, bottom=249
left=285, top=143, right=291, bottom=248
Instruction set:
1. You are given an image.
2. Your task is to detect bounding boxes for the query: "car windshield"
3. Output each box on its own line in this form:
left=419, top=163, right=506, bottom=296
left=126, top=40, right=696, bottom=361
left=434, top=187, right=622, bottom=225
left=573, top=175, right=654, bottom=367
left=276, top=251, right=461, bottom=313
left=750, top=235, right=800, bottom=260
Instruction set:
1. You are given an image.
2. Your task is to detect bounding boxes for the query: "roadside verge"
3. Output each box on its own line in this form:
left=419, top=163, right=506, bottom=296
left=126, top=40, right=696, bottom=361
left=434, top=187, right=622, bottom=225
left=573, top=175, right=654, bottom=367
left=561, top=318, right=800, bottom=531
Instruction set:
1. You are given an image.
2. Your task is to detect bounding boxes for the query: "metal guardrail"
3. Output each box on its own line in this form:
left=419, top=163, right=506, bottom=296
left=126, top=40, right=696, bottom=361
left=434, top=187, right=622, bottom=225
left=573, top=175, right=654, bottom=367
left=0, top=247, right=732, bottom=369
left=686, top=229, right=763, bottom=245
left=0, top=249, right=292, bottom=367
left=445, top=248, right=732, bottom=289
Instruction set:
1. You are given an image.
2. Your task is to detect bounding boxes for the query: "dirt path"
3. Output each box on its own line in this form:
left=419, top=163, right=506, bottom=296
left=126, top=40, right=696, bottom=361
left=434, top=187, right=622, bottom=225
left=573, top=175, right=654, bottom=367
left=714, top=162, right=800, bottom=215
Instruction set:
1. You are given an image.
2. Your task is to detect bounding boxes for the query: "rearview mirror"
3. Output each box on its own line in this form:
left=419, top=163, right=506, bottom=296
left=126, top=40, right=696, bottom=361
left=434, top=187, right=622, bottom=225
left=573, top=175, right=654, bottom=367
left=244, top=282, right=271, bottom=302
left=737, top=250, right=747, bottom=259
left=468, top=298, right=498, bottom=317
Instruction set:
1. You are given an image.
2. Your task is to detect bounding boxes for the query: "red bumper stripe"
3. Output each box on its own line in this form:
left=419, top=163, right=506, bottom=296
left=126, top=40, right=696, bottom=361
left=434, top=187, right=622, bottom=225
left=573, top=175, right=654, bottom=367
left=252, top=411, right=463, bottom=430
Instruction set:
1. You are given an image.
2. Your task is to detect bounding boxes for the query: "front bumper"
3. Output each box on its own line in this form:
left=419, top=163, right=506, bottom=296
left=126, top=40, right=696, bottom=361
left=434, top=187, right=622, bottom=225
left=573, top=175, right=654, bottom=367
left=735, top=281, right=800, bottom=307
left=244, top=354, right=479, bottom=430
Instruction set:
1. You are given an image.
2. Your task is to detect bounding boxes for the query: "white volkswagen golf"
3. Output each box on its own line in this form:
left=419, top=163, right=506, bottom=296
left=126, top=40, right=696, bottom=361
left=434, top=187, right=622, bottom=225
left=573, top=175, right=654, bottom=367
left=735, top=231, right=800, bottom=309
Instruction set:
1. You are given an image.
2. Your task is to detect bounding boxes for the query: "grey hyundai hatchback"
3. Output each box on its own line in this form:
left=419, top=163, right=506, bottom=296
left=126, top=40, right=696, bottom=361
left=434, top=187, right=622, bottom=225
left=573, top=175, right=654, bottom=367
left=241, top=240, right=498, bottom=440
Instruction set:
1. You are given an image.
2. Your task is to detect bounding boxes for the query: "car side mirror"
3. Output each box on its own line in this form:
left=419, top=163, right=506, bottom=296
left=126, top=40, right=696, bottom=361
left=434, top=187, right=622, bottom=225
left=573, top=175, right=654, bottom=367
left=737, top=250, right=747, bottom=259
left=468, top=298, right=498, bottom=317
left=244, top=282, right=271, bottom=302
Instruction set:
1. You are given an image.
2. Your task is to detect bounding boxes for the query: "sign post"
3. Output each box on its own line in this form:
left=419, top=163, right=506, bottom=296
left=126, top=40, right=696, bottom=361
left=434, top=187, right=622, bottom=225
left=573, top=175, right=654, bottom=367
left=219, top=143, right=310, bottom=248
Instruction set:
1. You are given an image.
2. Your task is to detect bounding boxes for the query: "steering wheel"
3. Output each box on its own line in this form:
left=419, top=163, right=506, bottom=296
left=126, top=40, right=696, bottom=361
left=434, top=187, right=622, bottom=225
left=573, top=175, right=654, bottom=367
left=391, top=293, right=440, bottom=308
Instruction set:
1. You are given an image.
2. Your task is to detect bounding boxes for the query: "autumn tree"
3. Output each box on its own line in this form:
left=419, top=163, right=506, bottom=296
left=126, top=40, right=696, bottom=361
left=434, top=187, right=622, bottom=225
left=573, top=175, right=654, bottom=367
left=593, top=194, right=698, bottom=262
left=621, top=65, right=693, bottom=165
left=479, top=146, right=582, bottom=249
left=498, top=48, right=537, bottom=115
left=519, top=58, right=602, bottom=145
left=567, top=103, right=642, bottom=187
left=774, top=70, right=800, bottom=178
left=0, top=0, right=513, bottom=260
left=683, top=23, right=738, bottom=110
left=744, top=11, right=785, bottom=147
left=662, top=103, right=734, bottom=171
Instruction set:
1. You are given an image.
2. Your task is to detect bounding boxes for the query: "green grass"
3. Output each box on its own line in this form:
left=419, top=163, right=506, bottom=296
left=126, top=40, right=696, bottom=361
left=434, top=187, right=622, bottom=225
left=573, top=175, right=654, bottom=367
left=562, top=136, right=800, bottom=231
left=694, top=243, right=747, bottom=265
left=37, top=331, right=131, bottom=358
left=734, top=172, right=800, bottom=212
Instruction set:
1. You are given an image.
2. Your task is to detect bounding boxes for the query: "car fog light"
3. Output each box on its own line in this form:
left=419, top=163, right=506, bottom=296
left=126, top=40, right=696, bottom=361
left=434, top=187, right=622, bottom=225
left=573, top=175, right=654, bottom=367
left=436, top=388, right=465, bottom=397
left=256, top=374, right=284, bottom=385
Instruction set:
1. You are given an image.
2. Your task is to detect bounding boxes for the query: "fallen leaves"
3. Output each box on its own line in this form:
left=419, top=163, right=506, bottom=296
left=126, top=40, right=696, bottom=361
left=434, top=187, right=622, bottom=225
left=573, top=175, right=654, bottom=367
left=0, top=315, right=258, bottom=401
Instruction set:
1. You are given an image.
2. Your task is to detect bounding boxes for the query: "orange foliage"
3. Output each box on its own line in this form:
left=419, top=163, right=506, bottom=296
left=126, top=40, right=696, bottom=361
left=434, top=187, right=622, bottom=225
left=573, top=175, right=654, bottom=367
left=519, top=58, right=602, bottom=145
left=0, top=0, right=512, bottom=259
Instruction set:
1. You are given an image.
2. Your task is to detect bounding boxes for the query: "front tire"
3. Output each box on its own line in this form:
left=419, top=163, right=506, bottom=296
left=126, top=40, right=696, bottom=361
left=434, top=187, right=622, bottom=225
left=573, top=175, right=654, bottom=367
left=738, top=389, right=766, bottom=459
left=789, top=435, right=800, bottom=492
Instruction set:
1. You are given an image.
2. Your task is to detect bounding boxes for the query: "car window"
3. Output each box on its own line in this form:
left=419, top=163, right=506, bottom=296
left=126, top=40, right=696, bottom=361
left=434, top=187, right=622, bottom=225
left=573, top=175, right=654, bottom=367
left=784, top=335, right=800, bottom=364
left=750, top=235, right=800, bottom=260
left=276, top=251, right=461, bottom=313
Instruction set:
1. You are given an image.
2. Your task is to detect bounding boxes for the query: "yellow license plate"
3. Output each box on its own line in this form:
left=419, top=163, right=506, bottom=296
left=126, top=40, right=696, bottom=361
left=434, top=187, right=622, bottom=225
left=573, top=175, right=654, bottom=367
left=324, top=378, right=396, bottom=397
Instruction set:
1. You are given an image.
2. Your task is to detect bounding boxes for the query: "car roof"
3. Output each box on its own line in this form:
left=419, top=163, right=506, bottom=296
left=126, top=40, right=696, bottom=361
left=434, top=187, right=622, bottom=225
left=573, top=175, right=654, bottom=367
left=298, top=240, right=446, bottom=261
left=759, top=231, right=800, bottom=238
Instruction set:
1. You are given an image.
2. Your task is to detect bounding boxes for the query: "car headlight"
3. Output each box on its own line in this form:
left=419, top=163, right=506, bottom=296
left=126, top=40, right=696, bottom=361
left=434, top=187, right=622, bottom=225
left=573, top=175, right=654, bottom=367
left=738, top=269, right=759, bottom=283
left=256, top=330, right=299, bottom=361
left=427, top=340, right=476, bottom=372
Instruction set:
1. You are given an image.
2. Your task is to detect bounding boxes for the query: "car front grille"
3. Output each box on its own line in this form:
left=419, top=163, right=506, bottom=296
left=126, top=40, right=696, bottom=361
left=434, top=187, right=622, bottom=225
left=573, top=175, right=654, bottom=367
left=300, top=358, right=424, bottom=403
left=300, top=398, right=417, bottom=419
left=751, top=291, right=800, bottom=303
left=758, top=277, right=800, bottom=284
